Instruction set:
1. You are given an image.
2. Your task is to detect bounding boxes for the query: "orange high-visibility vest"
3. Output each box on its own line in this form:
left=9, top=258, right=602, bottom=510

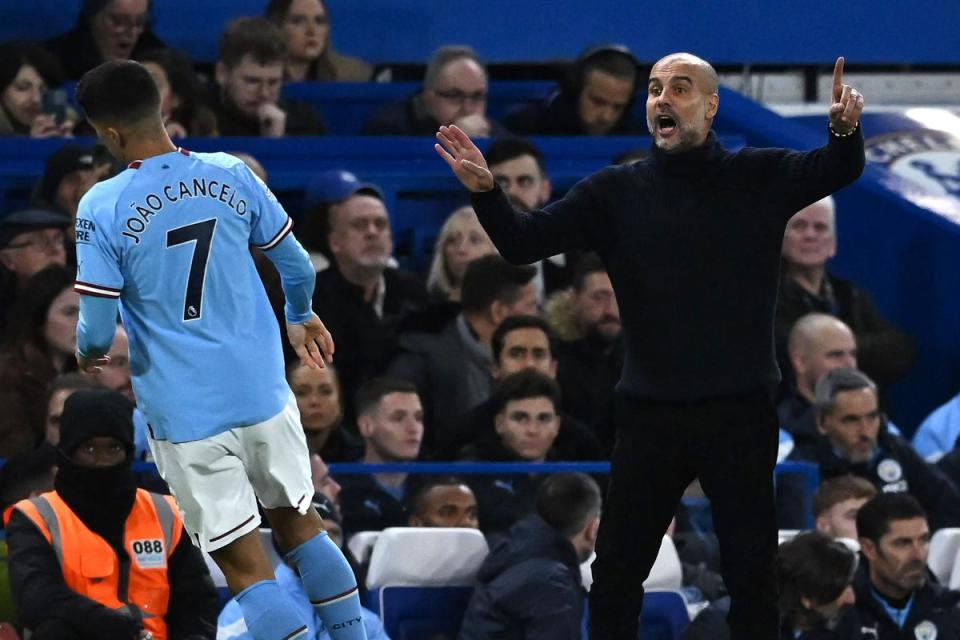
left=15, top=488, right=182, bottom=640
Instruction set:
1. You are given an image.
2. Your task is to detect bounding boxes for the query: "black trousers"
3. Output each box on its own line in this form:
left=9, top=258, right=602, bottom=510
left=588, top=391, right=780, bottom=640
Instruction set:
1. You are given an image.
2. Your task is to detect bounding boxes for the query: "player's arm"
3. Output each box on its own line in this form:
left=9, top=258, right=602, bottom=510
left=262, top=235, right=334, bottom=370
left=76, top=295, right=118, bottom=373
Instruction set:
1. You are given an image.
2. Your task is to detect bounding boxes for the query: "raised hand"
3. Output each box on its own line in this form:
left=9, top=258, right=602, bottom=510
left=434, top=125, right=495, bottom=192
left=287, top=313, right=334, bottom=370
left=828, top=57, right=864, bottom=134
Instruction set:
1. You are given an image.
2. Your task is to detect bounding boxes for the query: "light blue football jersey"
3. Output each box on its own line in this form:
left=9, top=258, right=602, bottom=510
left=75, top=149, right=306, bottom=443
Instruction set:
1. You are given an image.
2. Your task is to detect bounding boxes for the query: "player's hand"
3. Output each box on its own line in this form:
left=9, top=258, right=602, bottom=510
left=828, top=57, right=864, bottom=134
left=259, top=102, right=287, bottom=138
left=77, top=352, right=111, bottom=374
left=287, top=313, right=334, bottom=370
left=435, top=125, right=495, bottom=193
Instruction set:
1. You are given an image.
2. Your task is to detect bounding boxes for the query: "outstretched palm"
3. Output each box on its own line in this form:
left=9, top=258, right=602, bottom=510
left=434, top=125, right=496, bottom=192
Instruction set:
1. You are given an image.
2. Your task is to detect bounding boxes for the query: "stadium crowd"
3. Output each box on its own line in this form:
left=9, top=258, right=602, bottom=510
left=0, top=0, right=958, bottom=639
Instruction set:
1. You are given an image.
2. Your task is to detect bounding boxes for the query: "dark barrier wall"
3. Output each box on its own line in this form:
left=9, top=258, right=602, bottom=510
left=4, top=0, right=960, bottom=65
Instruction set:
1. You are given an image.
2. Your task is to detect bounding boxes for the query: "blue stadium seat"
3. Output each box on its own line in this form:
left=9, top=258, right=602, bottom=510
left=364, top=585, right=473, bottom=640
left=640, top=590, right=690, bottom=640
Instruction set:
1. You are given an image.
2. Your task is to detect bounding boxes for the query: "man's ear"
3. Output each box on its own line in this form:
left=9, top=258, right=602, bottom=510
left=860, top=538, right=878, bottom=563
left=706, top=92, right=719, bottom=119
left=215, top=61, right=229, bottom=88
left=494, top=411, right=505, bottom=435
left=357, top=414, right=374, bottom=438
left=816, top=412, right=829, bottom=435
left=540, top=176, right=552, bottom=203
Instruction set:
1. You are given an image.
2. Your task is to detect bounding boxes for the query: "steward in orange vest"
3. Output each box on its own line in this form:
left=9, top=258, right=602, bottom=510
left=6, top=389, right=218, bottom=640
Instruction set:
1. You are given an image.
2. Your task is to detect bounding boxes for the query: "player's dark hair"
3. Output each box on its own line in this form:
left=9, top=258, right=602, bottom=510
left=856, top=493, right=927, bottom=545
left=405, top=475, right=471, bottom=517
left=76, top=60, right=160, bottom=125
left=572, top=252, right=607, bottom=292
left=777, top=531, right=857, bottom=629
left=814, top=368, right=877, bottom=417
left=811, top=475, right=877, bottom=519
left=491, top=369, right=561, bottom=416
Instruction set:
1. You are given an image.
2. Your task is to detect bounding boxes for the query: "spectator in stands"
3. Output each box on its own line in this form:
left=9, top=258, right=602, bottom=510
left=547, top=253, right=622, bottom=451
left=778, top=313, right=858, bottom=445
left=827, top=493, right=960, bottom=638
left=44, top=372, right=103, bottom=446
left=913, top=389, right=960, bottom=462
left=0, top=43, right=74, bottom=137
left=0, top=266, right=78, bottom=457
left=139, top=48, right=218, bottom=137
left=776, top=195, right=915, bottom=390
left=32, top=144, right=97, bottom=222
left=7, top=389, right=219, bottom=639
left=459, top=472, right=601, bottom=639
left=45, top=0, right=164, bottom=80
left=812, top=475, right=877, bottom=540
left=504, top=44, right=645, bottom=137
left=288, top=361, right=363, bottom=462
left=406, top=476, right=479, bottom=528
left=213, top=17, right=325, bottom=136
left=789, top=368, right=960, bottom=531
left=265, top=0, right=373, bottom=82
left=338, top=378, right=424, bottom=537
left=311, top=171, right=428, bottom=415
left=426, top=206, right=497, bottom=303
left=487, top=138, right=581, bottom=297
left=461, top=370, right=568, bottom=536
left=310, top=453, right=342, bottom=512
left=218, top=493, right=388, bottom=640
left=451, top=315, right=604, bottom=460
left=388, top=255, right=537, bottom=456
left=680, top=531, right=857, bottom=640
left=87, top=323, right=133, bottom=401
left=0, top=443, right=57, bottom=526
left=0, top=209, right=70, bottom=333
left=363, top=45, right=506, bottom=137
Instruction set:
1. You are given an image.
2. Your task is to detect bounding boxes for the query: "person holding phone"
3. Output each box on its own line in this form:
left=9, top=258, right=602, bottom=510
left=0, top=43, right=75, bottom=138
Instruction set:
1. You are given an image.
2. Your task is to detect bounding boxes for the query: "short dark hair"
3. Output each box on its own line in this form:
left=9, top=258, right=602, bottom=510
left=581, top=48, right=639, bottom=84
left=265, top=0, right=326, bottom=23
left=76, top=60, right=160, bottom=125
left=856, top=493, right=927, bottom=545
left=814, top=368, right=877, bottom=417
left=354, top=376, right=418, bottom=419
left=460, top=254, right=536, bottom=314
left=219, top=17, right=286, bottom=69
left=405, top=475, right=471, bottom=517
left=46, top=372, right=104, bottom=408
left=8, top=265, right=74, bottom=351
left=777, top=531, right=857, bottom=629
left=572, top=252, right=607, bottom=292
left=491, top=369, right=562, bottom=416
left=486, top=138, right=546, bottom=176
left=812, top=475, right=877, bottom=519
left=491, top=315, right=556, bottom=365
left=536, top=472, right=602, bottom=538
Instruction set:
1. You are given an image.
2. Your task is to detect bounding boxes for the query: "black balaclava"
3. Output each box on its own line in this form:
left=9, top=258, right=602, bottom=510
left=54, top=389, right=137, bottom=550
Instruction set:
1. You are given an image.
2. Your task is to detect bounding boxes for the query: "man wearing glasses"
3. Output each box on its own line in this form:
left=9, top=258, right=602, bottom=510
left=364, top=45, right=508, bottom=138
left=0, top=209, right=69, bottom=332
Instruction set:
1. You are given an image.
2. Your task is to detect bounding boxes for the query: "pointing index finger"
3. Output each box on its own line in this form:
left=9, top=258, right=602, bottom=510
left=832, top=56, right=845, bottom=102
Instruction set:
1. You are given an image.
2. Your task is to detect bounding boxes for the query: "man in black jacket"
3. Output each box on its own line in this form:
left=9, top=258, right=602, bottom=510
left=458, top=472, right=600, bottom=640
left=828, top=493, right=960, bottom=639
left=436, top=52, right=865, bottom=640
left=6, top=389, right=218, bottom=640
left=789, top=368, right=960, bottom=531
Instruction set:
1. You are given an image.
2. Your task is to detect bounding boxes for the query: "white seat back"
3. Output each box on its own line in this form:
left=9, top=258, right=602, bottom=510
left=365, top=527, right=489, bottom=589
left=928, top=527, right=960, bottom=584
left=347, top=530, right=381, bottom=565
left=778, top=530, right=801, bottom=545
left=580, top=535, right=682, bottom=591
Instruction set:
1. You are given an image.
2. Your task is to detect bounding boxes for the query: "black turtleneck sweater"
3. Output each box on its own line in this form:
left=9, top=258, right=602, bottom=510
left=472, top=127, right=865, bottom=401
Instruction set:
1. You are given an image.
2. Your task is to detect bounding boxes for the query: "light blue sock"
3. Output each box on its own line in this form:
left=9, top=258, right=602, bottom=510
left=235, top=580, right=309, bottom=640
left=286, top=531, right=367, bottom=639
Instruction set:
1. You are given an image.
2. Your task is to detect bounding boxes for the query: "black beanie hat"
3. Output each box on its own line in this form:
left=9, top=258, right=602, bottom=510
left=57, top=389, right=135, bottom=458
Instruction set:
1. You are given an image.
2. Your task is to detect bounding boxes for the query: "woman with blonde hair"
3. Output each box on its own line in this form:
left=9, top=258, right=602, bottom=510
left=426, top=206, right=496, bottom=302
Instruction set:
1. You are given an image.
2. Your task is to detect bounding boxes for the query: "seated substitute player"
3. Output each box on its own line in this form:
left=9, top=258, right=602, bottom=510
left=72, top=60, right=366, bottom=640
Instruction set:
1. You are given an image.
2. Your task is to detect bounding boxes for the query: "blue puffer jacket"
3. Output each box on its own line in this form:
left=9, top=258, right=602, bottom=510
left=458, top=514, right=585, bottom=640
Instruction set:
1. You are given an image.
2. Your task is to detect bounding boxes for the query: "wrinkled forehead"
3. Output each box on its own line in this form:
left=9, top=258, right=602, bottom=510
left=649, top=55, right=717, bottom=92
